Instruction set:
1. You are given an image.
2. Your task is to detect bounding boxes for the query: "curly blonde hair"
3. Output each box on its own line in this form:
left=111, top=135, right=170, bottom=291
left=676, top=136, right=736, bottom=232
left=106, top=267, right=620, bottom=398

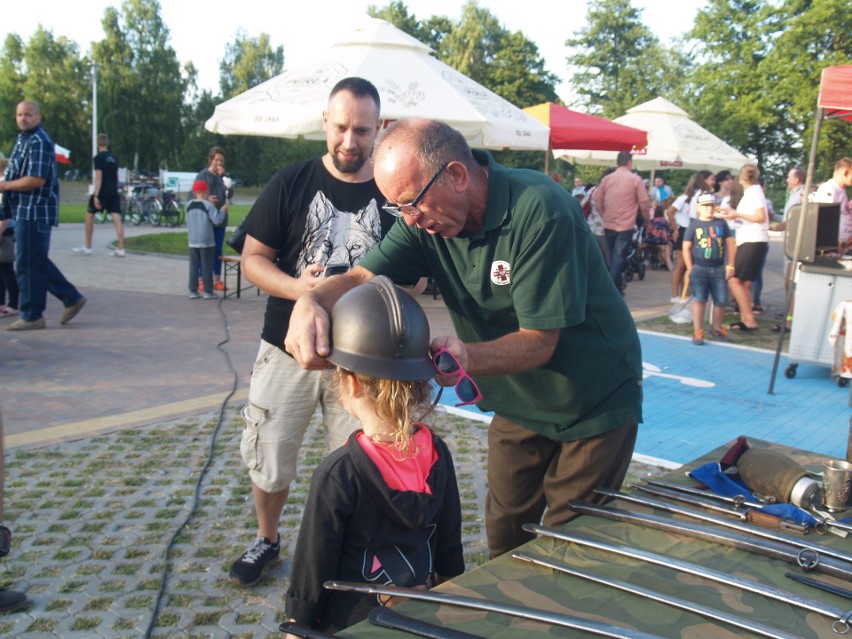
left=338, top=369, right=435, bottom=458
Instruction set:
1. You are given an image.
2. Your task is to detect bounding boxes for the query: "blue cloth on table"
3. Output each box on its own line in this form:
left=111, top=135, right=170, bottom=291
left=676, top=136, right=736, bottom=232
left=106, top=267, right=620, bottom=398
left=689, top=462, right=755, bottom=499
left=690, top=462, right=819, bottom=527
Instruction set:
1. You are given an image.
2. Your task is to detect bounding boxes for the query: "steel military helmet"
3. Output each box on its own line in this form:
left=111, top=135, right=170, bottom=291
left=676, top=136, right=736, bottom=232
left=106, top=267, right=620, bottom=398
left=328, top=276, right=434, bottom=381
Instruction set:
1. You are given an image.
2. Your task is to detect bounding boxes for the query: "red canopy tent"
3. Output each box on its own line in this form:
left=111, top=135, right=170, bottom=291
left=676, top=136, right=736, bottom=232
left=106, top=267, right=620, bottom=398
left=819, top=65, right=852, bottom=122
left=770, top=65, right=852, bottom=393
left=523, top=102, right=648, bottom=172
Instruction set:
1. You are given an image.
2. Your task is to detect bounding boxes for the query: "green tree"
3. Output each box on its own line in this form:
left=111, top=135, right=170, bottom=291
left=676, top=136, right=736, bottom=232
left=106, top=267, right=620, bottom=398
left=367, top=1, right=452, bottom=51
left=369, top=1, right=557, bottom=108
left=92, top=0, right=188, bottom=173
left=219, top=31, right=284, bottom=100
left=437, top=1, right=558, bottom=106
left=368, top=1, right=420, bottom=38
left=21, top=27, right=90, bottom=171
left=207, top=30, right=292, bottom=185
left=0, top=33, right=26, bottom=153
left=0, top=28, right=89, bottom=171
left=684, top=0, right=787, bottom=176
left=566, top=0, right=685, bottom=118
left=760, top=0, right=852, bottom=178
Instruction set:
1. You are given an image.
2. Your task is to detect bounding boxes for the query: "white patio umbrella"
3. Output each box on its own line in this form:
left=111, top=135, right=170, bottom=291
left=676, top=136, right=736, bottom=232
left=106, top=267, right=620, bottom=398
left=554, top=97, right=751, bottom=172
left=205, top=17, right=550, bottom=152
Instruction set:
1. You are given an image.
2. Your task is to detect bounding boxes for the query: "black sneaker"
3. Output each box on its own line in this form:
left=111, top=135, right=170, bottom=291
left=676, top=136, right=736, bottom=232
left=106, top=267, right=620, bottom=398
left=0, top=589, right=29, bottom=613
left=229, top=535, right=280, bottom=586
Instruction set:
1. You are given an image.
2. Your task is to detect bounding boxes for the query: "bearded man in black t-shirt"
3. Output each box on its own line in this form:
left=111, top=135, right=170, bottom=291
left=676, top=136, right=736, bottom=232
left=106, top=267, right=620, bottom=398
left=229, top=77, right=399, bottom=587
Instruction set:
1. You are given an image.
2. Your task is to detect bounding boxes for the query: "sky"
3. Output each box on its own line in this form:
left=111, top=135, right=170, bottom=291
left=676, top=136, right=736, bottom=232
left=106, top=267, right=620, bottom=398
left=9, top=0, right=705, bottom=105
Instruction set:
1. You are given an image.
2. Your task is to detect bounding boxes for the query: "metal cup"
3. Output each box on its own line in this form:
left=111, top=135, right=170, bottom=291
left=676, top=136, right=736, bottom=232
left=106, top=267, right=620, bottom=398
left=823, top=459, right=852, bottom=512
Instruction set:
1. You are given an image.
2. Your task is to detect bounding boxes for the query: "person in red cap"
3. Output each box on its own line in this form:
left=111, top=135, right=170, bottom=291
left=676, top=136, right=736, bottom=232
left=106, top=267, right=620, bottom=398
left=186, top=179, right=225, bottom=299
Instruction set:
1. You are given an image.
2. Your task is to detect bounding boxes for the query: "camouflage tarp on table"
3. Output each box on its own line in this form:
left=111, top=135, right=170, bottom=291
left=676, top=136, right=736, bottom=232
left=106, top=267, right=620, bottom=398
left=340, top=437, right=850, bottom=638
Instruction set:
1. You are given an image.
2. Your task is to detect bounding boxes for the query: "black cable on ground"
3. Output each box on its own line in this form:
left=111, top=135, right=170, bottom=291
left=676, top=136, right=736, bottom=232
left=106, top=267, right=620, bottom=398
left=144, top=298, right=238, bottom=638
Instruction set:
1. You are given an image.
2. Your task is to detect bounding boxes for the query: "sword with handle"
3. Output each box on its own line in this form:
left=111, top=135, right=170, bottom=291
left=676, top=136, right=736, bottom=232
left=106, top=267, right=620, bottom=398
left=641, top=478, right=851, bottom=536
left=569, top=500, right=852, bottom=581
left=368, top=606, right=486, bottom=639
left=597, top=488, right=852, bottom=567
left=524, top=523, right=852, bottom=634
left=514, top=550, right=803, bottom=639
left=324, top=580, right=667, bottom=639
left=635, top=483, right=810, bottom=534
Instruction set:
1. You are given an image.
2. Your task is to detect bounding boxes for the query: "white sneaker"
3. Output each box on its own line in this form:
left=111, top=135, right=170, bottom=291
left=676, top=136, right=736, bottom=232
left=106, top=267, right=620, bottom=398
left=72, top=246, right=93, bottom=255
left=111, top=249, right=126, bottom=257
left=670, top=296, right=679, bottom=304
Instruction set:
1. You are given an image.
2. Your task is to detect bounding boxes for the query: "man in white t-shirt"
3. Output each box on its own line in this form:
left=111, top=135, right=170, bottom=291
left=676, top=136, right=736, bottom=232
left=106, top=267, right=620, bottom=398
left=814, top=157, right=852, bottom=249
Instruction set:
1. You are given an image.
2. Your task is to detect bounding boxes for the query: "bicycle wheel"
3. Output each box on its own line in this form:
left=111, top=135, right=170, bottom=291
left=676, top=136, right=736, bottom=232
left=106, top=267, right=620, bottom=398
left=162, top=201, right=182, bottom=227
left=146, top=198, right=163, bottom=226
left=129, top=199, right=144, bottom=226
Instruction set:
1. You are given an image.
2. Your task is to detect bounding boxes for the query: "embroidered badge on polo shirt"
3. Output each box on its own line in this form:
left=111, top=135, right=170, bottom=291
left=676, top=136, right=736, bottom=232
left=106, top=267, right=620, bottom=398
left=490, top=260, right=511, bottom=285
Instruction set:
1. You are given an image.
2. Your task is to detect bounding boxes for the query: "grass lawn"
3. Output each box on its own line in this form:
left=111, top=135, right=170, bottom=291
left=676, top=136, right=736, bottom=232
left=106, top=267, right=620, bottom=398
left=124, top=231, right=241, bottom=257
left=638, top=311, right=789, bottom=351
left=59, top=203, right=253, bottom=225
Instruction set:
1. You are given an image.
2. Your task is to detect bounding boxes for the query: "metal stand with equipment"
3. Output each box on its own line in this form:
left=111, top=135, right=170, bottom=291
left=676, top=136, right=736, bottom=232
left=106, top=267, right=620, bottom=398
left=769, top=65, right=852, bottom=398
left=778, top=202, right=852, bottom=391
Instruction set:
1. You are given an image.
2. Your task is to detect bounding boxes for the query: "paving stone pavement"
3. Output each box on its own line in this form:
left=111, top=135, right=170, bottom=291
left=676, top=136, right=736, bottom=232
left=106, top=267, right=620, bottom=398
left=0, top=404, right=669, bottom=638
left=0, top=222, right=729, bottom=637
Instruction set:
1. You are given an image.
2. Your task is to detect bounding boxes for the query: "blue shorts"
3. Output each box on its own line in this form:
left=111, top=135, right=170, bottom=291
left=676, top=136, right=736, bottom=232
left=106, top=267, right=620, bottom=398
left=690, top=264, right=729, bottom=305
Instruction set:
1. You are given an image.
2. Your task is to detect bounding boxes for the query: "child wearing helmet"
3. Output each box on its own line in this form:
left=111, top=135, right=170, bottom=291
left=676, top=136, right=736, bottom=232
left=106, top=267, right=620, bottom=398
left=284, top=276, right=465, bottom=634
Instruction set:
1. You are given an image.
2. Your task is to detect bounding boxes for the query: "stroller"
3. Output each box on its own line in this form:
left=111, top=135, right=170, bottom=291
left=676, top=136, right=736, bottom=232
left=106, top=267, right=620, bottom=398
left=622, top=224, right=646, bottom=283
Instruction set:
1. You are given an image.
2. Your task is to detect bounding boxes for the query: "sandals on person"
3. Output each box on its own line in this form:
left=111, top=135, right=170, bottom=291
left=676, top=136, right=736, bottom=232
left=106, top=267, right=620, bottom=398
left=728, top=321, right=757, bottom=332
left=752, top=304, right=764, bottom=315
left=0, top=306, right=19, bottom=318
left=710, top=327, right=732, bottom=341
left=772, top=323, right=792, bottom=333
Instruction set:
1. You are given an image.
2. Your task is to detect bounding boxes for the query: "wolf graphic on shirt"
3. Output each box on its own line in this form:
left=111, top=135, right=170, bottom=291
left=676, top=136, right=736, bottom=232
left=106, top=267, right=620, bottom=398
left=297, top=191, right=383, bottom=275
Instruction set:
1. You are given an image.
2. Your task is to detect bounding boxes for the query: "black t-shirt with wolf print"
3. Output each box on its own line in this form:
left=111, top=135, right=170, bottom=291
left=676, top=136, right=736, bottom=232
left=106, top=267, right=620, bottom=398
left=244, top=157, right=397, bottom=350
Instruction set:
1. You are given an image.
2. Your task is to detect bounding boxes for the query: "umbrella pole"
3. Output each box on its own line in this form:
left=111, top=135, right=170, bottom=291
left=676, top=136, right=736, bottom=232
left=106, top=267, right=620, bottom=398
left=545, top=143, right=550, bottom=174
left=768, top=107, right=823, bottom=394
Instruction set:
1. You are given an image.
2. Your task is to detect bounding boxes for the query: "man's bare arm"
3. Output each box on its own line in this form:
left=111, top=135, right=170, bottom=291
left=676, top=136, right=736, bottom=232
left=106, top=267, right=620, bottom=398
left=432, top=327, right=560, bottom=379
left=285, top=265, right=375, bottom=369
left=0, top=176, right=45, bottom=193
left=240, top=235, right=324, bottom=300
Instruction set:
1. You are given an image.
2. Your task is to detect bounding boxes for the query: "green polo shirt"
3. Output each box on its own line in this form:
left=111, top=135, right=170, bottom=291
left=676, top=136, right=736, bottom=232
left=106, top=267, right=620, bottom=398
left=359, top=150, right=643, bottom=441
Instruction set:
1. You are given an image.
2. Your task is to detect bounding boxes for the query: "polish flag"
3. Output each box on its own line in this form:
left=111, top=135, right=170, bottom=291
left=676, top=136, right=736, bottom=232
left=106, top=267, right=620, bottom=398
left=54, top=143, right=71, bottom=164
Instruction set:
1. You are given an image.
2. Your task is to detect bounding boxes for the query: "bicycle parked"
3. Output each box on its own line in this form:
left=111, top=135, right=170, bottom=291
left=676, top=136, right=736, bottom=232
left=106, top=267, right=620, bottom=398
left=126, top=183, right=162, bottom=226
left=159, top=190, right=184, bottom=228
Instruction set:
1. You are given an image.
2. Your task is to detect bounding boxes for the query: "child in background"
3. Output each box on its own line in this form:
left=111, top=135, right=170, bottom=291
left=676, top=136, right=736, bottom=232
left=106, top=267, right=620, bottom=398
left=284, top=276, right=465, bottom=635
left=682, top=191, right=736, bottom=345
left=644, top=205, right=674, bottom=271
left=186, top=179, right=226, bottom=299
left=0, top=153, right=18, bottom=318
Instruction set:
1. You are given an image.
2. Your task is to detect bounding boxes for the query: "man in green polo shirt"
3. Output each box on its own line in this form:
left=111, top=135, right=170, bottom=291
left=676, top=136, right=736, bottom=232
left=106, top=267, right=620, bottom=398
left=286, top=119, right=643, bottom=558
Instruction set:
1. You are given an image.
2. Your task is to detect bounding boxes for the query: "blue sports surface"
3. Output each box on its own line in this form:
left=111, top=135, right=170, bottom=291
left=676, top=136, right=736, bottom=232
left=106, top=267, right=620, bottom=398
left=439, top=330, right=852, bottom=465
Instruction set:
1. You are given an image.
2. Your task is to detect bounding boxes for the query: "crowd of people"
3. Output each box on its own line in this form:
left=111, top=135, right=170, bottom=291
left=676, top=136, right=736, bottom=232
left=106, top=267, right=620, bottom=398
left=0, top=85, right=850, bottom=633
left=577, top=156, right=852, bottom=346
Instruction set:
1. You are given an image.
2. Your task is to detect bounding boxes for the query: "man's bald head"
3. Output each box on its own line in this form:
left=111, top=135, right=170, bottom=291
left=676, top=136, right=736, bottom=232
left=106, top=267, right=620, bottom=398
left=16, top=101, right=42, bottom=133
left=376, top=119, right=476, bottom=177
